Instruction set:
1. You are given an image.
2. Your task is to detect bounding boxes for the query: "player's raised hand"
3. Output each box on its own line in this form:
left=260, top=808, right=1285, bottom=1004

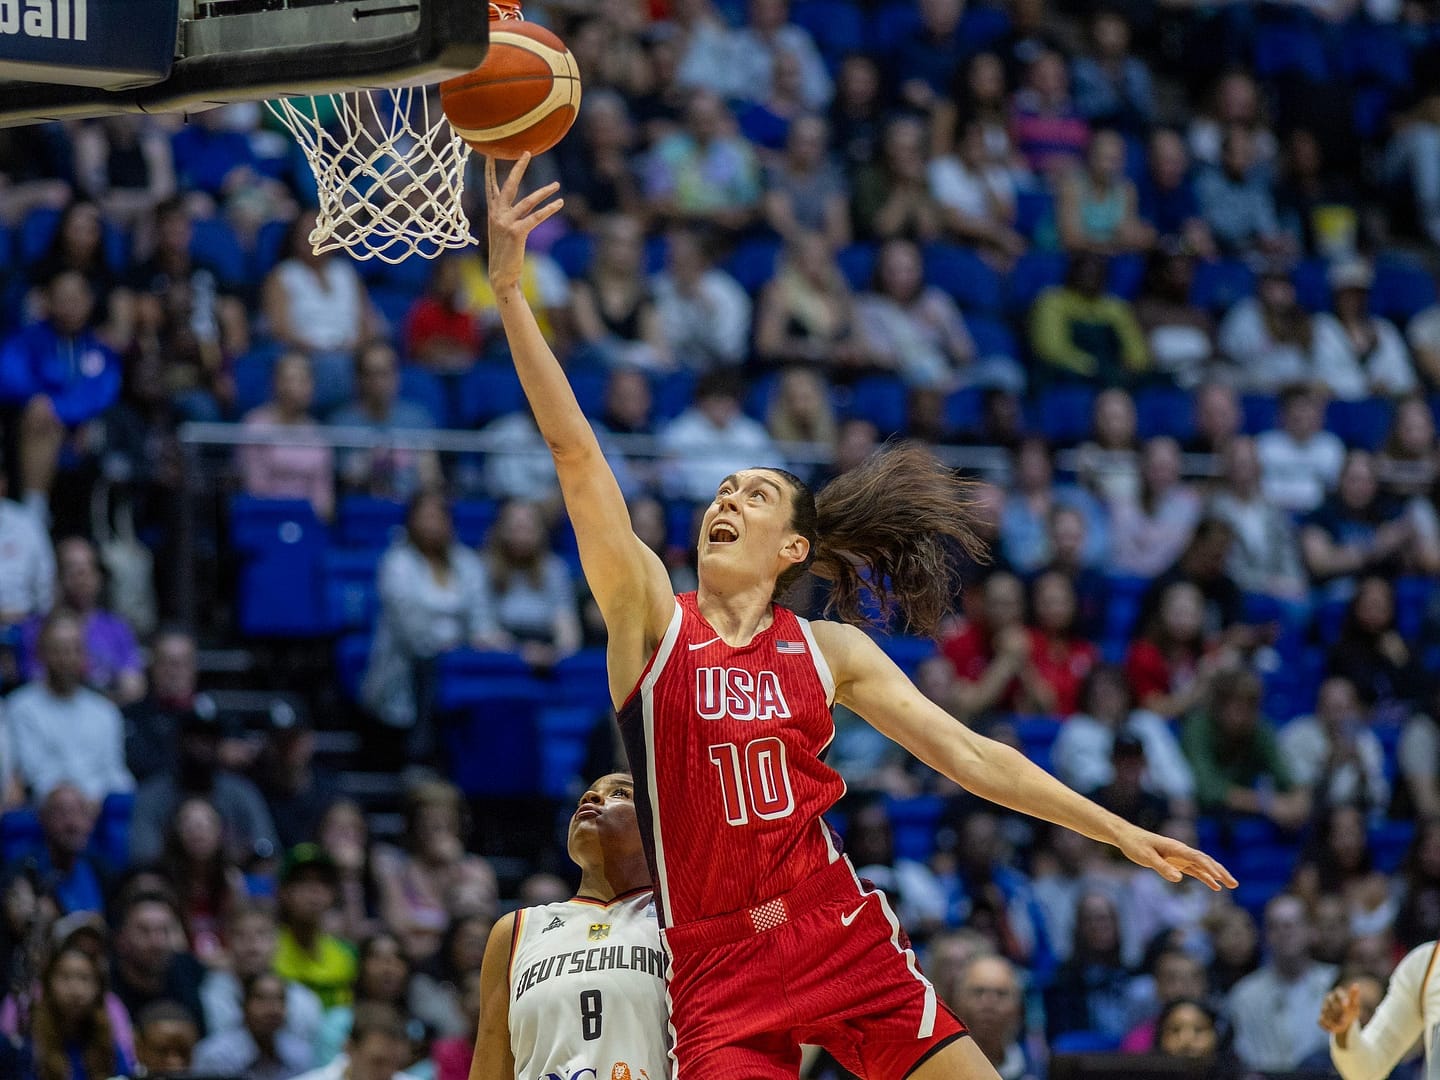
left=1116, top=825, right=1238, bottom=891
left=485, top=153, right=563, bottom=292
left=1318, top=984, right=1361, bottom=1035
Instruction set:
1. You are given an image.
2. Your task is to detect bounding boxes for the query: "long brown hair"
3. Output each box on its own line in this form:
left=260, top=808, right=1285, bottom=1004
left=770, top=443, right=986, bottom=636
left=31, top=945, right=114, bottom=1080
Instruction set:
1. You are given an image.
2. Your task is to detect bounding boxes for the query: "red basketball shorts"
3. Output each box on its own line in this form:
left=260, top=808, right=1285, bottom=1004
left=660, top=858, right=969, bottom=1079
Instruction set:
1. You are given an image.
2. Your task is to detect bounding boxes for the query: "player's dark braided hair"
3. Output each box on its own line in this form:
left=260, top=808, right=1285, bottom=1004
left=766, top=443, right=986, bottom=637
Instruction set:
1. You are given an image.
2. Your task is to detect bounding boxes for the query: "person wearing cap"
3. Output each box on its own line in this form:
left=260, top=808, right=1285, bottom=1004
left=274, top=845, right=358, bottom=1011
left=1092, top=730, right=1170, bottom=833
left=1312, top=258, right=1418, bottom=400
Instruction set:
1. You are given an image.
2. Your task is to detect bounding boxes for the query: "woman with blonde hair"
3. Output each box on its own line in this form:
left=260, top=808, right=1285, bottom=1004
left=766, top=368, right=837, bottom=448
left=754, top=232, right=872, bottom=372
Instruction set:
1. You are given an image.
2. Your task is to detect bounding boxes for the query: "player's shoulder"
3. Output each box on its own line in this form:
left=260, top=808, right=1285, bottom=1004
left=807, top=618, right=876, bottom=666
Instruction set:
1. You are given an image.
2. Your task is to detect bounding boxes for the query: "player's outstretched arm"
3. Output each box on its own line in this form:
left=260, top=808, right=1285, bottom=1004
left=470, top=912, right=518, bottom=1080
left=815, top=621, right=1237, bottom=891
left=485, top=156, right=674, bottom=690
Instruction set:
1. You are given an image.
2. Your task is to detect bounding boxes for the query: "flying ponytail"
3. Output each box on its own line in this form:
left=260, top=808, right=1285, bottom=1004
left=770, top=443, right=987, bottom=637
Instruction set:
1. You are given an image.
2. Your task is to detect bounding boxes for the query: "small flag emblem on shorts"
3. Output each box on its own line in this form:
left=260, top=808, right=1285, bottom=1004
left=775, top=640, right=805, bottom=654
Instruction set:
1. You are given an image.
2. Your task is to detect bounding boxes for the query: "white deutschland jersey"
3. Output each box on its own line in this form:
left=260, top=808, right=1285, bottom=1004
left=508, top=887, right=669, bottom=1080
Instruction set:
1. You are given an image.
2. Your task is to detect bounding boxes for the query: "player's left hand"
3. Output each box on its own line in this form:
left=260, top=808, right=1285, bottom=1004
left=1116, top=825, right=1238, bottom=891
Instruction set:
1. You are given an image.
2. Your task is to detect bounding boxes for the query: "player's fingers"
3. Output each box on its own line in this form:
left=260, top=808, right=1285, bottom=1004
left=521, top=198, right=565, bottom=231
left=484, top=156, right=499, bottom=202
left=1147, top=847, right=1183, bottom=883
left=503, top=151, right=532, bottom=199
left=1192, top=849, right=1237, bottom=889
left=514, top=181, right=561, bottom=216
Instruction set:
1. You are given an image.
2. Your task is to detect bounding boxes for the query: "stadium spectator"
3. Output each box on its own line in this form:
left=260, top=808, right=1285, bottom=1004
left=1037, top=505, right=1108, bottom=638
left=1053, top=664, right=1195, bottom=810
left=761, top=114, right=849, bottom=250
left=552, top=91, right=643, bottom=230
left=1219, top=263, right=1317, bottom=393
left=1302, top=450, right=1440, bottom=597
left=1183, top=669, right=1310, bottom=828
left=314, top=932, right=414, bottom=1067
left=1030, top=253, right=1149, bottom=388
left=34, top=784, right=108, bottom=917
left=643, top=89, right=762, bottom=234
left=1133, top=241, right=1216, bottom=388
left=131, top=1000, right=200, bottom=1076
left=1400, top=703, right=1440, bottom=825
left=128, top=700, right=277, bottom=868
left=650, top=228, right=751, bottom=371
left=1406, top=273, right=1440, bottom=389
left=1279, top=676, right=1389, bottom=816
left=371, top=781, right=497, bottom=966
left=1138, top=127, right=1215, bottom=258
left=8, top=611, right=134, bottom=803
left=256, top=713, right=342, bottom=854
left=885, top=0, right=976, bottom=117
left=1208, top=903, right=1261, bottom=994
left=408, top=911, right=489, bottom=1040
left=1257, top=383, right=1346, bottom=513
left=313, top=800, right=382, bottom=946
left=160, top=796, right=249, bottom=965
left=201, top=905, right=323, bottom=1049
left=1393, top=821, right=1440, bottom=950
left=1023, top=571, right=1099, bottom=717
left=401, top=257, right=483, bottom=373
left=842, top=800, right=947, bottom=944
left=274, top=845, right=356, bottom=1011
left=0, top=450, right=54, bottom=628
left=1188, top=70, right=1277, bottom=172
left=237, top=352, right=335, bottom=522
left=1310, top=895, right=1356, bottom=969
left=1384, top=64, right=1440, bottom=248
left=1153, top=998, right=1230, bottom=1068
left=765, top=368, right=837, bottom=448
left=1207, top=436, right=1308, bottom=601
left=1125, top=581, right=1223, bottom=719
left=1108, top=437, right=1202, bottom=578
left=697, top=0, right=830, bottom=112
left=168, top=103, right=294, bottom=240
left=1327, top=576, right=1431, bottom=717
left=1075, top=386, right=1141, bottom=501
left=1044, top=892, right=1136, bottom=1040
left=928, top=116, right=1025, bottom=265
left=24, top=199, right=122, bottom=334
left=328, top=341, right=440, bottom=501
left=1275, top=127, right=1356, bottom=258
left=992, top=0, right=1066, bottom=93
left=1010, top=50, right=1090, bottom=178
left=1291, top=805, right=1395, bottom=938
left=942, top=571, right=1048, bottom=720
left=193, top=969, right=312, bottom=1080
left=1227, top=894, right=1337, bottom=1070
left=827, top=52, right=884, bottom=174
left=24, top=942, right=130, bottom=1080
left=936, top=810, right=1053, bottom=972
left=427, top=970, right=481, bottom=1080
left=1120, top=947, right=1211, bottom=1053
left=0, top=269, right=121, bottom=517
left=949, top=955, right=1038, bottom=1080
left=1135, top=519, right=1252, bottom=645
left=570, top=213, right=671, bottom=371
left=1057, top=129, right=1155, bottom=257
left=260, top=210, right=378, bottom=413
left=1196, top=126, right=1287, bottom=257
left=658, top=369, right=778, bottom=501
left=753, top=234, right=871, bottom=372
left=20, top=536, right=144, bottom=704
left=1377, top=394, right=1438, bottom=498
left=361, top=491, right=501, bottom=746
left=111, top=891, right=208, bottom=1037
left=290, top=1001, right=419, bottom=1080
left=999, top=436, right=1107, bottom=575
left=478, top=499, right=581, bottom=669
left=1071, top=9, right=1154, bottom=134
left=454, top=239, right=571, bottom=355
left=1092, top=730, right=1173, bottom=834
left=1312, top=258, right=1419, bottom=399
left=852, top=114, right=943, bottom=243
left=932, top=52, right=1020, bottom=185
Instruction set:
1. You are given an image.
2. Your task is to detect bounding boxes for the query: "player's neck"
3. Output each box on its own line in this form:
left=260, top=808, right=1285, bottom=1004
left=695, top=583, right=776, bottom=646
left=576, top=856, right=651, bottom=902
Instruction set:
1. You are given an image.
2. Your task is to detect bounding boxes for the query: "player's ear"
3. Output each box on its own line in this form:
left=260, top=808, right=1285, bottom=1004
left=780, top=532, right=810, bottom=567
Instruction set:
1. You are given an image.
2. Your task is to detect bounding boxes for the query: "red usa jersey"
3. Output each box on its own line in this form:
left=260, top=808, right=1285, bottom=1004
left=617, top=593, right=846, bottom=927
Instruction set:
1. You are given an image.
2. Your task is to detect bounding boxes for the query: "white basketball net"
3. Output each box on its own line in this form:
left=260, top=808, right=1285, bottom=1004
left=268, top=85, right=472, bottom=264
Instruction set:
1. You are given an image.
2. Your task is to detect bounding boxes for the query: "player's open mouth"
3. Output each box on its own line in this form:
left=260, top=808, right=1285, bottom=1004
left=708, top=522, right=738, bottom=544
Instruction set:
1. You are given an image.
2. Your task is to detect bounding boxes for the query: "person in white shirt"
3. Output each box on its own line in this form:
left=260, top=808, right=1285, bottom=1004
left=1218, top=265, right=1317, bottom=393
left=679, top=0, right=832, bottom=111
left=8, top=610, right=134, bottom=803
left=0, top=455, right=53, bottom=626
left=1310, top=259, right=1418, bottom=400
left=928, top=117, right=1026, bottom=263
left=1278, top=676, right=1389, bottom=815
left=658, top=369, right=779, bottom=502
left=1406, top=293, right=1440, bottom=389
left=290, top=1002, right=421, bottom=1080
left=1322, top=939, right=1440, bottom=1080
left=202, top=905, right=324, bottom=1048
left=1227, top=894, right=1338, bottom=1071
left=1256, top=383, right=1346, bottom=513
left=650, top=228, right=752, bottom=371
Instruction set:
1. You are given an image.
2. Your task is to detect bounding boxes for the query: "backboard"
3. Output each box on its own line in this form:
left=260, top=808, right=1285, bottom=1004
left=0, top=0, right=488, bottom=127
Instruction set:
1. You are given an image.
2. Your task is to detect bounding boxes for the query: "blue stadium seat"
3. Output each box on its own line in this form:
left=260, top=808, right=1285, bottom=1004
left=358, top=247, right=434, bottom=292
left=190, top=216, right=249, bottom=288
left=1240, top=394, right=1279, bottom=435
left=323, top=548, right=384, bottom=632
left=1371, top=259, right=1437, bottom=323
left=1135, top=387, right=1196, bottom=441
left=369, top=286, right=415, bottom=335
left=791, top=0, right=863, bottom=61
left=1291, top=258, right=1331, bottom=312
left=878, top=635, right=937, bottom=677
left=1189, top=258, right=1256, bottom=312
left=1015, top=716, right=1061, bottom=773
left=568, top=367, right=611, bottom=419
left=1105, top=253, right=1146, bottom=301
left=1353, top=86, right=1394, bottom=141
left=232, top=347, right=282, bottom=416
left=836, top=244, right=876, bottom=291
left=724, top=236, right=782, bottom=295
left=1014, top=189, right=1055, bottom=242
left=1006, top=251, right=1067, bottom=316
left=1231, top=841, right=1298, bottom=885
left=1034, top=385, right=1097, bottom=445
left=924, top=244, right=1001, bottom=313
left=1254, top=22, right=1330, bottom=82
left=967, top=315, right=1018, bottom=361
left=744, top=371, right=782, bottom=421
left=554, top=649, right=610, bottom=706
left=538, top=705, right=604, bottom=798
left=230, top=497, right=330, bottom=637
left=1233, top=879, right=1284, bottom=919
left=1396, top=576, right=1435, bottom=641
left=1370, top=819, right=1414, bottom=873
left=1339, top=20, right=1412, bottom=91
left=452, top=499, right=500, bottom=546
left=1101, top=575, right=1150, bottom=645
left=868, top=0, right=920, bottom=50
left=1326, top=397, right=1394, bottom=451
left=336, top=496, right=407, bottom=548
left=251, top=219, right=292, bottom=281
left=93, top=793, right=134, bottom=868
left=1051, top=1032, right=1122, bottom=1054
left=397, top=365, right=447, bottom=425
left=0, top=807, right=42, bottom=864
left=945, top=386, right=986, bottom=433
left=446, top=692, right=548, bottom=795
left=19, top=205, right=129, bottom=274
left=335, top=633, right=372, bottom=701
left=454, top=364, right=525, bottom=427
left=886, top=796, right=943, bottom=863
left=654, top=370, right=698, bottom=420
left=549, top=231, right=594, bottom=278
left=846, top=374, right=909, bottom=435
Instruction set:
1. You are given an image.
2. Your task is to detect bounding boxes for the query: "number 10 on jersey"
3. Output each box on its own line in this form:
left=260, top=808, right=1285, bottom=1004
left=708, top=738, right=796, bottom=825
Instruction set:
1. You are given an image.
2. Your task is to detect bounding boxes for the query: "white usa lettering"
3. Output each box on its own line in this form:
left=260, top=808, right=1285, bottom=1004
left=695, top=667, right=791, bottom=721
left=0, top=0, right=87, bottom=40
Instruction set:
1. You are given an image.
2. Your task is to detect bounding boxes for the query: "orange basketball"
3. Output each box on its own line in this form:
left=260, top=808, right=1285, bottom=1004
left=439, top=21, right=581, bottom=159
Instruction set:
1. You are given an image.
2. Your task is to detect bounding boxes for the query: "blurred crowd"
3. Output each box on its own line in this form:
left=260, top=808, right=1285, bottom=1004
left=2, top=0, right=1440, bottom=1075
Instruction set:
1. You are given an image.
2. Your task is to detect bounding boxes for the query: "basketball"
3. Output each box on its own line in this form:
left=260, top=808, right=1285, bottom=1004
left=439, top=21, right=581, bottom=159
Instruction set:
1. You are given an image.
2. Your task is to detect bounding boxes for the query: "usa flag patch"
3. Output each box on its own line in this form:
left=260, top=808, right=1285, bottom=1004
left=775, top=640, right=805, bottom=654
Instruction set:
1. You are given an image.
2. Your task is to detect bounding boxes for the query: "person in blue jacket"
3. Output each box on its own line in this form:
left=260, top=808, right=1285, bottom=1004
left=0, top=269, right=121, bottom=521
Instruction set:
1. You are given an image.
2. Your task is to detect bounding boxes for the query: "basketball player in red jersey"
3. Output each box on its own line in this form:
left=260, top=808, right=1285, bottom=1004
left=483, top=155, right=1236, bottom=1080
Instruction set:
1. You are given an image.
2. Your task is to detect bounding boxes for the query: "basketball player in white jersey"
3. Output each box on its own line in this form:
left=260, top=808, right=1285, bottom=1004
left=472, top=774, right=668, bottom=1080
